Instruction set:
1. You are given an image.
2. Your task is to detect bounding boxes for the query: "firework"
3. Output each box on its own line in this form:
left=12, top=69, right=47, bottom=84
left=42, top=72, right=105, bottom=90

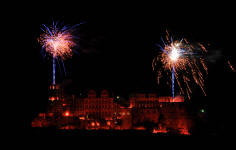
left=152, top=30, right=208, bottom=99
left=38, top=21, right=81, bottom=85
left=228, top=60, right=235, bottom=72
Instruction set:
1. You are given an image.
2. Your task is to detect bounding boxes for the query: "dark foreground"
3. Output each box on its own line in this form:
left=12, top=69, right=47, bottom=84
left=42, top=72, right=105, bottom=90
left=30, top=127, right=192, bottom=137
left=30, top=127, right=226, bottom=138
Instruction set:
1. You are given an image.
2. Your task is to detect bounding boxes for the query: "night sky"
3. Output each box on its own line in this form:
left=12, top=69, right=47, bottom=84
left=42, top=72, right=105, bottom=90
left=15, top=2, right=236, bottom=135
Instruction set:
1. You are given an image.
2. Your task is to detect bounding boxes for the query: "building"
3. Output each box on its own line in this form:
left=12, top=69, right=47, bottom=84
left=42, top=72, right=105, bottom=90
left=129, top=93, right=190, bottom=134
left=130, top=93, right=160, bottom=126
left=32, top=87, right=192, bottom=134
left=83, top=89, right=117, bottom=120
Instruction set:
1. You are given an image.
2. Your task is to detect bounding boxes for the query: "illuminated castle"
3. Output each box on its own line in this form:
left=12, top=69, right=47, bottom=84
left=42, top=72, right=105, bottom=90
left=32, top=87, right=191, bottom=134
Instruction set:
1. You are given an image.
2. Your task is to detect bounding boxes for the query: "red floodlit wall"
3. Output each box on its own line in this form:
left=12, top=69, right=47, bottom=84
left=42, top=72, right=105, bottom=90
left=158, top=96, right=184, bottom=102
left=158, top=97, right=172, bottom=102
left=88, top=89, right=96, bottom=98
left=101, top=89, right=109, bottom=98
left=117, top=107, right=132, bottom=129
left=130, top=94, right=160, bottom=125
left=33, top=89, right=191, bottom=134
left=83, top=97, right=116, bottom=120
left=172, top=96, right=184, bottom=102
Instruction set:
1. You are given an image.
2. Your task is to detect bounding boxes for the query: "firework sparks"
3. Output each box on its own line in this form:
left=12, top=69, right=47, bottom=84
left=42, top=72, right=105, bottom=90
left=38, top=21, right=81, bottom=85
left=153, top=31, right=208, bottom=99
left=228, top=60, right=235, bottom=72
left=38, top=23, right=78, bottom=59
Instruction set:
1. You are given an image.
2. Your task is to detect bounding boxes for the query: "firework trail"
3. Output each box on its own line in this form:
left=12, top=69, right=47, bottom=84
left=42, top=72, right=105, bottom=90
left=152, top=30, right=208, bottom=99
left=228, top=60, right=235, bottom=72
left=38, top=21, right=83, bottom=85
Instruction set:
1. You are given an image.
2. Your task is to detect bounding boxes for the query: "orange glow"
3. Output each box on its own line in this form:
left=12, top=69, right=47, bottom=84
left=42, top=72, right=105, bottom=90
left=152, top=128, right=168, bottom=134
left=49, top=97, right=56, bottom=101
left=135, top=126, right=145, bottom=130
left=79, top=116, right=85, bottom=120
left=64, top=111, right=70, bottom=117
left=91, top=122, right=95, bottom=127
left=172, top=96, right=184, bottom=102
left=179, top=129, right=190, bottom=135
left=60, top=126, right=76, bottom=130
left=107, top=121, right=111, bottom=126
left=128, top=103, right=134, bottom=108
left=158, top=96, right=184, bottom=102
